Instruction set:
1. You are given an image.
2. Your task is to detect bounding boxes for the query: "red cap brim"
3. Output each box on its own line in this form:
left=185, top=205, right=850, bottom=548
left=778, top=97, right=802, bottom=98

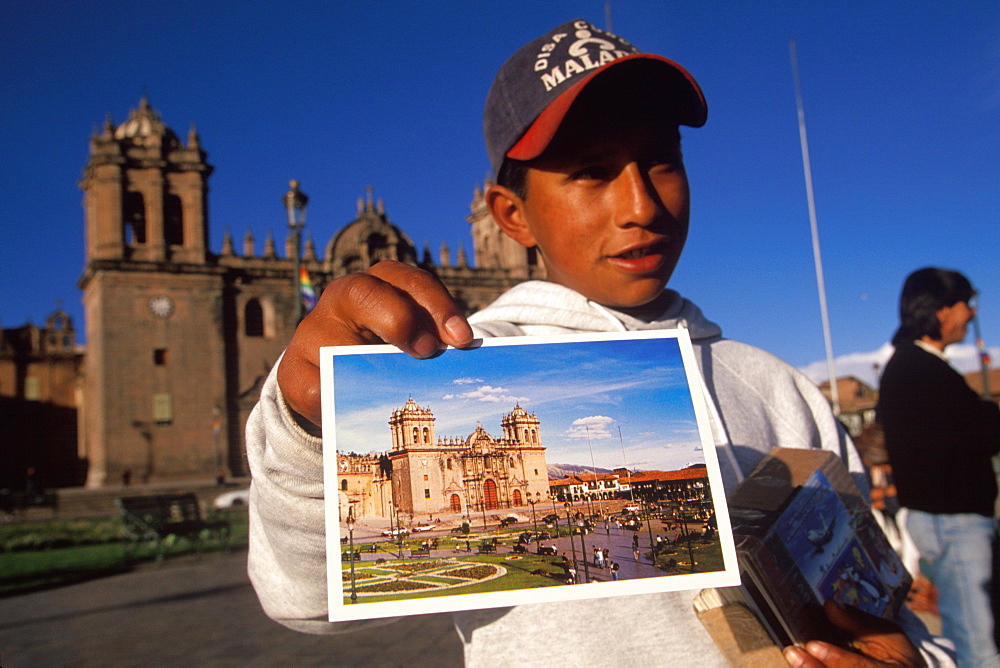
left=506, top=53, right=706, bottom=163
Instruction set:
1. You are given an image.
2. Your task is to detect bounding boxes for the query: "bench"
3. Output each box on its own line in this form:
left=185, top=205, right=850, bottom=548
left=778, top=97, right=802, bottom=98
left=116, top=492, right=230, bottom=562
left=0, top=490, right=59, bottom=518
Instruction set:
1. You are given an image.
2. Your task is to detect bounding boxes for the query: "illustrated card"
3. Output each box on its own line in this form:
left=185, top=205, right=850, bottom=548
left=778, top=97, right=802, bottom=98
left=320, top=330, right=739, bottom=622
left=774, top=470, right=904, bottom=617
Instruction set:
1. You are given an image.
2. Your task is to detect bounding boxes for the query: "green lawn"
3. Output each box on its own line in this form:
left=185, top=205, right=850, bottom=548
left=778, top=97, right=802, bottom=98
left=651, top=538, right=726, bottom=573
left=0, top=509, right=248, bottom=597
left=342, top=552, right=571, bottom=604
left=341, top=530, right=728, bottom=605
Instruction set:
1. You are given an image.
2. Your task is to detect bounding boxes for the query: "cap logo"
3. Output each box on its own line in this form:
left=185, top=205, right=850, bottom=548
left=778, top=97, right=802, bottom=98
left=534, top=21, right=636, bottom=92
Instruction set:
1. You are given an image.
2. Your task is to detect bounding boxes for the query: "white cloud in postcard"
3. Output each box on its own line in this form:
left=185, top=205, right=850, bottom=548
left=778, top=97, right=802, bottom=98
left=443, top=384, right=529, bottom=404
left=565, top=415, right=615, bottom=440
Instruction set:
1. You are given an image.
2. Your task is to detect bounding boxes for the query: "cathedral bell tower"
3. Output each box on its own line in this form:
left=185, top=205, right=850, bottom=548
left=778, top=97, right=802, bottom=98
left=78, top=97, right=223, bottom=488
left=81, top=96, right=212, bottom=264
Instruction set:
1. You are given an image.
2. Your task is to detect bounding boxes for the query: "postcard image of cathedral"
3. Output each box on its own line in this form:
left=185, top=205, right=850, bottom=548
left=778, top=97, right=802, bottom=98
left=337, top=398, right=550, bottom=525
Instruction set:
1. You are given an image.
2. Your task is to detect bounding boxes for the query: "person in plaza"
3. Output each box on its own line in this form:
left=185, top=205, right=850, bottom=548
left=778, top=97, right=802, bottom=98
left=877, top=267, right=1000, bottom=667
left=247, top=18, right=951, bottom=666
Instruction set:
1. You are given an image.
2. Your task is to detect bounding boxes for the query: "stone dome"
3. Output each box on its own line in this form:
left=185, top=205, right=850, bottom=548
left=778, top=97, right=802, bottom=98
left=468, top=425, right=493, bottom=446
left=325, top=191, right=418, bottom=276
left=113, top=97, right=181, bottom=149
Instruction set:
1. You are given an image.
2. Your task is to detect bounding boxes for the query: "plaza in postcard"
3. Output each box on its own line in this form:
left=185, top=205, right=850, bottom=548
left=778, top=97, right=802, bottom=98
left=320, top=331, right=739, bottom=621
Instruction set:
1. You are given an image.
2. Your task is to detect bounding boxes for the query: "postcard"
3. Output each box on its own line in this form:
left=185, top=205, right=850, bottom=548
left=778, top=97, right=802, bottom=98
left=777, top=470, right=909, bottom=618
left=320, top=330, right=739, bottom=622
left=714, top=448, right=913, bottom=649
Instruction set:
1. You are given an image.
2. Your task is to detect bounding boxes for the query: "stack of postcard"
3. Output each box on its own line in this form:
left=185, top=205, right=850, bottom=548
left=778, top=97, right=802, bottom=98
left=695, top=447, right=912, bottom=660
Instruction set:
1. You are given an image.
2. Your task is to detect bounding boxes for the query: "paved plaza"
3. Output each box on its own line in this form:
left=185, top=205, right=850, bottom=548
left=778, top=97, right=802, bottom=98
left=0, top=549, right=463, bottom=667
left=344, top=512, right=712, bottom=586
left=0, top=516, right=702, bottom=667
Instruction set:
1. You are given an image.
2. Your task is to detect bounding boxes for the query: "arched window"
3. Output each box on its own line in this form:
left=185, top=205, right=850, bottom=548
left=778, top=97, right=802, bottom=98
left=365, top=233, right=389, bottom=265
left=164, top=193, right=184, bottom=246
left=412, top=427, right=419, bottom=443
left=340, top=479, right=348, bottom=491
left=446, top=459, right=453, bottom=470
left=422, top=427, right=430, bottom=444
left=124, top=191, right=147, bottom=244
left=245, top=299, right=264, bottom=337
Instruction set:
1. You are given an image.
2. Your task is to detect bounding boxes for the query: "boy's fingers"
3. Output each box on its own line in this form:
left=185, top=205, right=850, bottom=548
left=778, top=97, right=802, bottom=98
left=321, top=263, right=471, bottom=357
left=367, top=261, right=474, bottom=349
left=277, top=262, right=473, bottom=425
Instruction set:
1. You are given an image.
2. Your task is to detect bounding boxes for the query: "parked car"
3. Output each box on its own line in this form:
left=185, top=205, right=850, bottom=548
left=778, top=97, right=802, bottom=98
left=213, top=488, right=250, bottom=509
left=411, top=524, right=435, bottom=532
left=381, top=527, right=409, bottom=537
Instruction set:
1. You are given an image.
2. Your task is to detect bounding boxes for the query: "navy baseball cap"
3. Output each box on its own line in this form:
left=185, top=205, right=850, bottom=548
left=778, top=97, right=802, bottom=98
left=484, top=19, right=707, bottom=176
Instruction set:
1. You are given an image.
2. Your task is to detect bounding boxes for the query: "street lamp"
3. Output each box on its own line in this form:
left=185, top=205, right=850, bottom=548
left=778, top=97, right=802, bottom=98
left=564, top=502, right=578, bottom=582
left=643, top=492, right=656, bottom=562
left=347, top=504, right=358, bottom=604
left=212, top=407, right=222, bottom=484
left=283, top=180, right=309, bottom=323
left=672, top=503, right=697, bottom=573
left=576, top=517, right=591, bottom=583
left=527, top=494, right=539, bottom=533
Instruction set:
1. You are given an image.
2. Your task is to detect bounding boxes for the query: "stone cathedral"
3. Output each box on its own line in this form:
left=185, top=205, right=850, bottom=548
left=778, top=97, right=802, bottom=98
left=72, top=97, right=545, bottom=488
left=337, top=399, right=550, bottom=522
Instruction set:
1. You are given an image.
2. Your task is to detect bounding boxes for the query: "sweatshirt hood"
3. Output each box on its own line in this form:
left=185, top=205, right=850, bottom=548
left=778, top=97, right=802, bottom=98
left=469, top=281, right=723, bottom=340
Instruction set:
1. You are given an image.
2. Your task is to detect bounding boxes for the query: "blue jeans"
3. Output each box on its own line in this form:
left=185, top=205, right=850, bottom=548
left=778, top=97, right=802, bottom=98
left=906, top=509, right=1000, bottom=667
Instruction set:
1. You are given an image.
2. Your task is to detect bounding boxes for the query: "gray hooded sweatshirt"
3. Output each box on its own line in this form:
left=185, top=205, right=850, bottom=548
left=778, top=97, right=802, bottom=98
left=246, top=281, right=951, bottom=666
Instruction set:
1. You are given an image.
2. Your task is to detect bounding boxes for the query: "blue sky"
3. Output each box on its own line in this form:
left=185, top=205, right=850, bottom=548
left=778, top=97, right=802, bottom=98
left=327, top=334, right=707, bottom=471
left=2, top=1, right=997, bottom=389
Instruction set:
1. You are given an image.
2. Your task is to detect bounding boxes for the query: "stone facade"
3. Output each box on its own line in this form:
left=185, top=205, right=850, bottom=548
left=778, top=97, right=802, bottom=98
left=338, top=399, right=550, bottom=523
left=0, top=311, right=85, bottom=489
left=75, top=98, right=544, bottom=488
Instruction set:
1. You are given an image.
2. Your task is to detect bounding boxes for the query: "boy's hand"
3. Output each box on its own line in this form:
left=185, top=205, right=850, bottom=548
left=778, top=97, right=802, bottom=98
left=277, top=261, right=474, bottom=426
left=783, top=600, right=926, bottom=667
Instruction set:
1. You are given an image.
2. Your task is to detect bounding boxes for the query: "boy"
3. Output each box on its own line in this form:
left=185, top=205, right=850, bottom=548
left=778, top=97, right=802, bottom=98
left=249, top=19, right=945, bottom=666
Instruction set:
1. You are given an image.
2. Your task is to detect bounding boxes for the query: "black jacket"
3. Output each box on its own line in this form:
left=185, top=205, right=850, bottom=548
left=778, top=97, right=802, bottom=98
left=877, top=342, right=1000, bottom=516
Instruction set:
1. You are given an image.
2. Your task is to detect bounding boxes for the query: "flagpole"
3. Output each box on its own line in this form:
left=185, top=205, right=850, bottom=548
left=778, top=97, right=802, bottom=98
left=618, top=426, right=634, bottom=504
left=972, top=312, right=992, bottom=400
left=791, top=40, right=840, bottom=415
left=585, top=425, right=606, bottom=518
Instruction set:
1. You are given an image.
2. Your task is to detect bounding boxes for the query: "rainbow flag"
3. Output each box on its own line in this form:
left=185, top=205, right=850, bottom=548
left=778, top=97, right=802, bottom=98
left=299, top=266, right=318, bottom=314
left=978, top=337, right=992, bottom=368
